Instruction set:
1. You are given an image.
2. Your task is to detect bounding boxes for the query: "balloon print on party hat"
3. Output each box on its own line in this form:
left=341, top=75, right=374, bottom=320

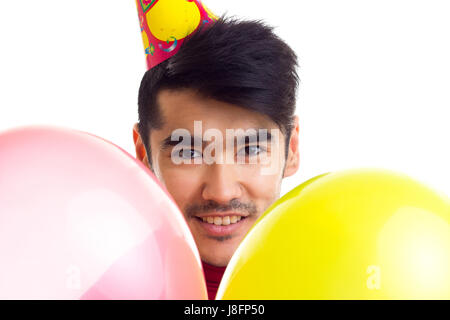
left=135, top=0, right=218, bottom=69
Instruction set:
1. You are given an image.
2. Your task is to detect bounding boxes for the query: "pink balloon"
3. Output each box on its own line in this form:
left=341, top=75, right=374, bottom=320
left=0, top=126, right=207, bottom=299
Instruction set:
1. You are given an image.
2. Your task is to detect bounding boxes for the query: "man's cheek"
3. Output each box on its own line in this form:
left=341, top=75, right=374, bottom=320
left=160, top=171, right=197, bottom=200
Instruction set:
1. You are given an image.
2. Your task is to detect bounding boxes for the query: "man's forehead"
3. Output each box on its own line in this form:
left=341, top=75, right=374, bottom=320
left=156, top=88, right=279, bottom=132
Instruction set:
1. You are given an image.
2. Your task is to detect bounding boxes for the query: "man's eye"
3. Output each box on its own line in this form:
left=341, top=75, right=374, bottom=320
left=179, top=148, right=202, bottom=159
left=237, top=145, right=265, bottom=157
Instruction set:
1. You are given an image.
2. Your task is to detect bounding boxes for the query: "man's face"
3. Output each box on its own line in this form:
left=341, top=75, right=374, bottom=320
left=134, top=88, right=299, bottom=267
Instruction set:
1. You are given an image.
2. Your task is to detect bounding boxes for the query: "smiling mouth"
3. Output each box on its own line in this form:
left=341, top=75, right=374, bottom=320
left=194, top=215, right=247, bottom=226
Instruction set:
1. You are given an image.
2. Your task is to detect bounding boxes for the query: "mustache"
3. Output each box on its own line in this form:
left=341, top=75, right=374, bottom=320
left=185, top=198, right=257, bottom=217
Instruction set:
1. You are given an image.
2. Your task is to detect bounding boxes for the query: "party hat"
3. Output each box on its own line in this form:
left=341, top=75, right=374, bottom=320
left=135, top=0, right=218, bottom=69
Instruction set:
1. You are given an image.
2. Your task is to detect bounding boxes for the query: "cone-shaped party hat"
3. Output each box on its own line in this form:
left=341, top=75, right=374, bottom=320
left=135, top=0, right=218, bottom=70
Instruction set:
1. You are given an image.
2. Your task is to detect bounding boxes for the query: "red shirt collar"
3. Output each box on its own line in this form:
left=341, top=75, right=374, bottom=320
left=202, top=260, right=227, bottom=300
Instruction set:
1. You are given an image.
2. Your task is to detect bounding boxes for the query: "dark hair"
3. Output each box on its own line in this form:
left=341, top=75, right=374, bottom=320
left=138, top=16, right=299, bottom=167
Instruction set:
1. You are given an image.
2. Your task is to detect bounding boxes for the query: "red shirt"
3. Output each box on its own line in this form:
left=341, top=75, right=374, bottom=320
left=202, top=260, right=226, bottom=300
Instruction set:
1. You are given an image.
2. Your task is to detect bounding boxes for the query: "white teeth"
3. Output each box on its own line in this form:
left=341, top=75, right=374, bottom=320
left=199, top=215, right=244, bottom=226
left=222, top=216, right=230, bottom=225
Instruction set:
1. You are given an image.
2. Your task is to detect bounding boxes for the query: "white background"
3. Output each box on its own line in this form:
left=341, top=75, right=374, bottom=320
left=0, top=0, right=448, bottom=197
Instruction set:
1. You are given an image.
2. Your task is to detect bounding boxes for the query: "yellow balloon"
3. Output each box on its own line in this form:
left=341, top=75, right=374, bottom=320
left=217, top=169, right=450, bottom=299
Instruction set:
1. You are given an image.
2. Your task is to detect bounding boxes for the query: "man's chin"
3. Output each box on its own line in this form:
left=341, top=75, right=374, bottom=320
left=206, top=234, right=233, bottom=242
left=187, top=215, right=256, bottom=266
left=196, top=236, right=243, bottom=267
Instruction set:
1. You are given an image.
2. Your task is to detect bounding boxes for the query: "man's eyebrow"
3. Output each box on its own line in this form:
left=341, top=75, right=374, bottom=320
left=234, top=129, right=272, bottom=145
left=160, top=135, right=205, bottom=151
left=159, top=128, right=273, bottom=150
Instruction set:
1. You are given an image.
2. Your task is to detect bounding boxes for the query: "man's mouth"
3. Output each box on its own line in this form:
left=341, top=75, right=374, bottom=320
left=195, top=214, right=245, bottom=226
left=192, top=213, right=249, bottom=237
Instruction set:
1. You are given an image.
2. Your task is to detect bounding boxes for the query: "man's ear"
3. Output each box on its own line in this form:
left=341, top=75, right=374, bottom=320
left=133, top=123, right=150, bottom=169
left=283, top=115, right=300, bottom=178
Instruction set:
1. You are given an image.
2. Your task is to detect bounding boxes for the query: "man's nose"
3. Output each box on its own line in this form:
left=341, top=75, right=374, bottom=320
left=201, top=163, right=242, bottom=204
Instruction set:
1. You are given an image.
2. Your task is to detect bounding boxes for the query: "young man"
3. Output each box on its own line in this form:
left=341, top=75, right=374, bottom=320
left=133, top=17, right=300, bottom=299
